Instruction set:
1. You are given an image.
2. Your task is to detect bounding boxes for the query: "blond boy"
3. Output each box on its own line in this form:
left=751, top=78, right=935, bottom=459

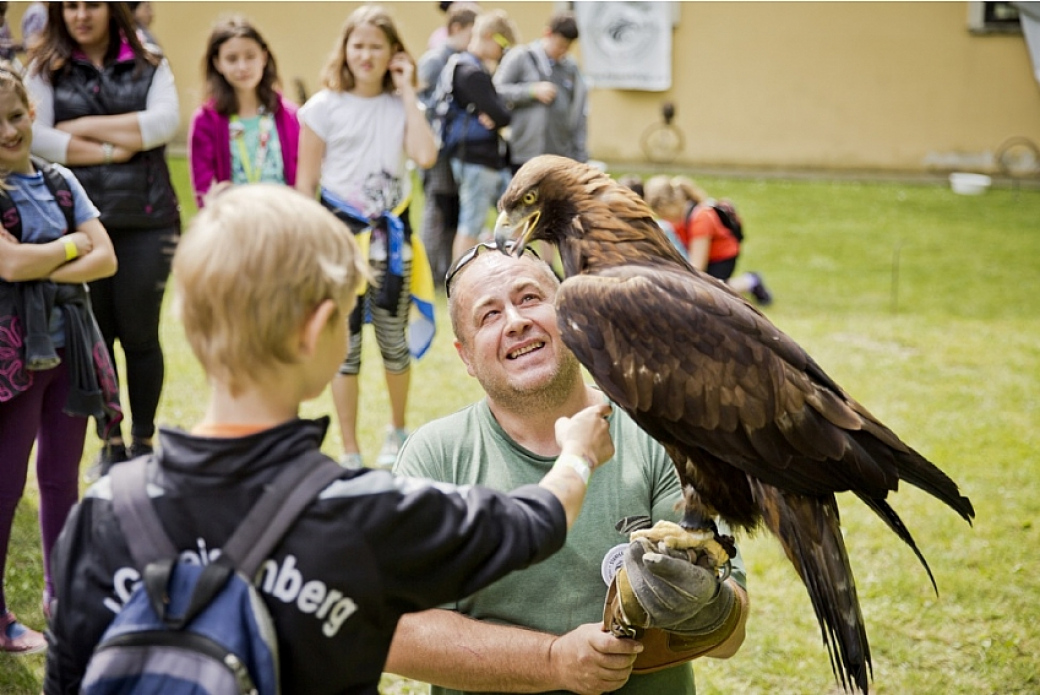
left=44, top=185, right=616, bottom=695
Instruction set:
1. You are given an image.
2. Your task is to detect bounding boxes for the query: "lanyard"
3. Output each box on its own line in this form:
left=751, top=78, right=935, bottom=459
left=230, top=110, right=273, bottom=184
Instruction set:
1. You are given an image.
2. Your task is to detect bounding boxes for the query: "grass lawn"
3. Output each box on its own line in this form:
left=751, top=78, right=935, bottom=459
left=2, top=160, right=1038, bottom=694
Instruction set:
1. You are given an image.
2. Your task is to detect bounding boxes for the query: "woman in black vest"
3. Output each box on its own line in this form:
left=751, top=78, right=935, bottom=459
left=26, top=2, right=180, bottom=474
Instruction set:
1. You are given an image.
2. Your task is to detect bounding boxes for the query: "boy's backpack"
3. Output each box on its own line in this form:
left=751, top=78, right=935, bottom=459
left=429, top=52, right=478, bottom=152
left=0, top=156, right=77, bottom=241
left=687, top=198, right=744, bottom=243
left=80, top=453, right=345, bottom=695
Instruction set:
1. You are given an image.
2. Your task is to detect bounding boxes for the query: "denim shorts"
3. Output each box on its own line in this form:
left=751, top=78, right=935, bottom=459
left=450, top=158, right=510, bottom=240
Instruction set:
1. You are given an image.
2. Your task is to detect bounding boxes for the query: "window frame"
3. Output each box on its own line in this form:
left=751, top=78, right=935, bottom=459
left=968, top=1, right=1024, bottom=35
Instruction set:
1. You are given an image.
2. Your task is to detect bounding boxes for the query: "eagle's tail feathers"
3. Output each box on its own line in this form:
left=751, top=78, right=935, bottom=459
left=752, top=481, right=872, bottom=694
left=899, top=452, right=976, bottom=524
left=855, top=493, right=939, bottom=594
left=855, top=434, right=976, bottom=525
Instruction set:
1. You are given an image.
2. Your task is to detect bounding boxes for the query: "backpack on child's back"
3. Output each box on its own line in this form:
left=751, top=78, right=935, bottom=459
left=686, top=198, right=744, bottom=243
left=709, top=199, right=744, bottom=242
left=79, top=454, right=343, bottom=695
left=428, top=52, right=480, bottom=153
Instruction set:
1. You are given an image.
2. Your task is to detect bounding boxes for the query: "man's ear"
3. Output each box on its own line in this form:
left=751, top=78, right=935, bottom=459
left=299, top=299, right=338, bottom=357
left=454, top=339, right=477, bottom=377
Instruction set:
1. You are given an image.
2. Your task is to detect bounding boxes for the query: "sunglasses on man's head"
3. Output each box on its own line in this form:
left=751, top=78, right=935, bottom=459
left=444, top=240, right=541, bottom=299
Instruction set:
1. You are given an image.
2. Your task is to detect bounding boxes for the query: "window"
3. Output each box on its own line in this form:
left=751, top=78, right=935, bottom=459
left=968, top=1, right=1023, bottom=34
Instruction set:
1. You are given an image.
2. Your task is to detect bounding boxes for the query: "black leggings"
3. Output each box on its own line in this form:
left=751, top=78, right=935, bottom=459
left=88, top=224, right=179, bottom=441
left=706, top=255, right=738, bottom=281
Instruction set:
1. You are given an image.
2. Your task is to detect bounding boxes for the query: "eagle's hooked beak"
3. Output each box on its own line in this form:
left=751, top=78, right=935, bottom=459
left=493, top=209, right=541, bottom=256
left=493, top=211, right=515, bottom=254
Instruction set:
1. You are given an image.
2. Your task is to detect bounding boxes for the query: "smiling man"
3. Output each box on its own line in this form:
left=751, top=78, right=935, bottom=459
left=387, top=242, right=748, bottom=695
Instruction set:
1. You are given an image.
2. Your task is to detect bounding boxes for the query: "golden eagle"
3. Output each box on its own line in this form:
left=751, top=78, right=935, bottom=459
left=492, top=155, right=975, bottom=693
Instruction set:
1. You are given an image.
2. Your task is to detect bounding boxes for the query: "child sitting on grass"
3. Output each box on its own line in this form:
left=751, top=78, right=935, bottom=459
left=43, top=184, right=615, bottom=694
left=644, top=174, right=773, bottom=307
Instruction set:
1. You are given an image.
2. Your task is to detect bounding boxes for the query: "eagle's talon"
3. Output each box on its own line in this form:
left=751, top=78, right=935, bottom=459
left=717, top=558, right=732, bottom=583
left=629, top=520, right=732, bottom=571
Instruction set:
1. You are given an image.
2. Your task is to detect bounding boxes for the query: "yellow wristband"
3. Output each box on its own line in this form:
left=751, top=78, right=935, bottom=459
left=554, top=453, right=592, bottom=486
left=63, top=238, right=78, bottom=261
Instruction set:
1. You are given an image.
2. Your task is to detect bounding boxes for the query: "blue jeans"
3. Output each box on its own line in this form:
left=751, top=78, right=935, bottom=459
left=450, top=159, right=510, bottom=243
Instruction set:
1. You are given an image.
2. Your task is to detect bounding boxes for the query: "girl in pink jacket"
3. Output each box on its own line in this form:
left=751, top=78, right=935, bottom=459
left=189, top=16, right=299, bottom=208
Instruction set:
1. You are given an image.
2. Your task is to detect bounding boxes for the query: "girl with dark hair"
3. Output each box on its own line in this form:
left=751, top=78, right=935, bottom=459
left=188, top=15, right=299, bottom=208
left=25, top=1, right=181, bottom=476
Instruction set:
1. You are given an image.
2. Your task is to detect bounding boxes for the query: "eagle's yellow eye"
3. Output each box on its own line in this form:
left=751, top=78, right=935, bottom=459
left=522, top=191, right=538, bottom=206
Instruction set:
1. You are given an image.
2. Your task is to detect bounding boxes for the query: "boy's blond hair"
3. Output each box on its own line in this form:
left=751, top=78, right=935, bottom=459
left=173, top=185, right=366, bottom=393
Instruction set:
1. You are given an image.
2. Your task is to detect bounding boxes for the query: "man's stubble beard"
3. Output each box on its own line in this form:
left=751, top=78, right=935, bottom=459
left=481, top=349, right=584, bottom=415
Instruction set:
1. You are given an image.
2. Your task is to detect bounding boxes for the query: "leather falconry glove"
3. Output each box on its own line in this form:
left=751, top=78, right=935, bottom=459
left=604, top=537, right=741, bottom=673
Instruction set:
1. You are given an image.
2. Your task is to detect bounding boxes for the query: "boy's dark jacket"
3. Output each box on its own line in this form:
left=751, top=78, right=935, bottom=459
left=448, top=51, right=512, bottom=170
left=44, top=417, right=567, bottom=695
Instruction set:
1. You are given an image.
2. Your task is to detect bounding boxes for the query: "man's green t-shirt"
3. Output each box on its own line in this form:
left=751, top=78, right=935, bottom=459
left=395, top=398, right=746, bottom=695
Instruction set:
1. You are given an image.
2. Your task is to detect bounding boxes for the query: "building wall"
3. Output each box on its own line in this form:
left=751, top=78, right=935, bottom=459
left=11, top=1, right=1040, bottom=174
left=613, top=1, right=1040, bottom=173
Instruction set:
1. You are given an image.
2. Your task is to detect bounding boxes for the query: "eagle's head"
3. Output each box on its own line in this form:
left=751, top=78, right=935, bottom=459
left=493, top=155, right=685, bottom=273
left=493, top=155, right=607, bottom=252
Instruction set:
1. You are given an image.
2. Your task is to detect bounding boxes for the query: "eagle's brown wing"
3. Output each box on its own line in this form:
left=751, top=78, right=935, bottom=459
left=556, top=265, right=903, bottom=504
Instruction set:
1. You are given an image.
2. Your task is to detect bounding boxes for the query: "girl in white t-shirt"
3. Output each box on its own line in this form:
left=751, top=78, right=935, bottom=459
left=297, top=4, right=436, bottom=470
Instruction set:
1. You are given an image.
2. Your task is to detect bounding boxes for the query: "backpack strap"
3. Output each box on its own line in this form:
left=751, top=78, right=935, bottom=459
left=683, top=200, right=700, bottom=232
left=109, top=450, right=346, bottom=576
left=434, top=52, right=478, bottom=155
left=34, top=157, right=77, bottom=236
left=0, top=158, right=77, bottom=242
left=0, top=189, right=20, bottom=240
left=524, top=45, right=549, bottom=81
left=224, top=452, right=345, bottom=577
left=143, top=555, right=233, bottom=630
left=110, top=455, right=177, bottom=568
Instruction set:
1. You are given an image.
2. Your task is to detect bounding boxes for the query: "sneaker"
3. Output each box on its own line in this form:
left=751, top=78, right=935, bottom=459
left=127, top=439, right=154, bottom=459
left=0, top=611, right=46, bottom=655
left=83, top=442, right=128, bottom=484
left=748, top=272, right=773, bottom=307
left=338, top=452, right=364, bottom=469
left=375, top=427, right=408, bottom=469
